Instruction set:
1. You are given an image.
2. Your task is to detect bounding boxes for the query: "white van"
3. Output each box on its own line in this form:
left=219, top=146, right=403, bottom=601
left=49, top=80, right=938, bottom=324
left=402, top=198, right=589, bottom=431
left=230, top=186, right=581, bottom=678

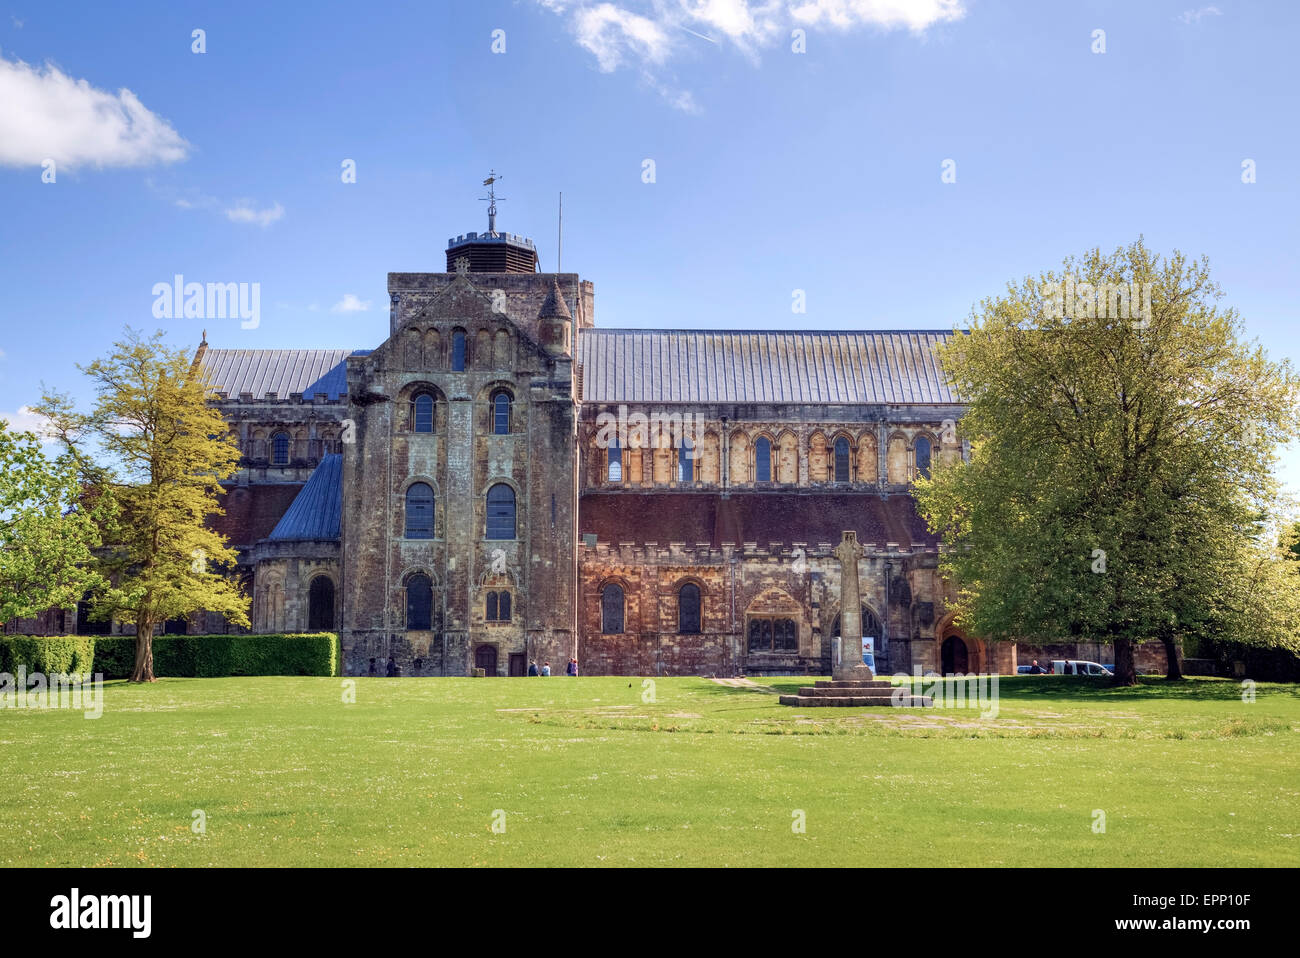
left=1052, top=660, right=1112, bottom=676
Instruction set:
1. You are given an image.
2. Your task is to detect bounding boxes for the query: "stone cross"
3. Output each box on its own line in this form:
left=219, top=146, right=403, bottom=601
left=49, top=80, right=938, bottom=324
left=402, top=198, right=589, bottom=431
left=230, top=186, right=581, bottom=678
left=832, top=530, right=873, bottom=680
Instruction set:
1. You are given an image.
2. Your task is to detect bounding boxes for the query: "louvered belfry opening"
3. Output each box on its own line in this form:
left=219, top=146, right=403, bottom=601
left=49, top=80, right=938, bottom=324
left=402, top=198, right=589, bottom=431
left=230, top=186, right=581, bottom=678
left=445, top=231, right=538, bottom=272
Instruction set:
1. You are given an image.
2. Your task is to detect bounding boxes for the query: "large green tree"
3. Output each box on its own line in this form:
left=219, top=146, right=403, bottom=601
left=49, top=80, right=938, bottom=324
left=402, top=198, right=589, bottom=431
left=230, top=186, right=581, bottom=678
left=36, top=328, right=249, bottom=681
left=916, top=240, right=1300, bottom=685
left=0, top=419, right=113, bottom=624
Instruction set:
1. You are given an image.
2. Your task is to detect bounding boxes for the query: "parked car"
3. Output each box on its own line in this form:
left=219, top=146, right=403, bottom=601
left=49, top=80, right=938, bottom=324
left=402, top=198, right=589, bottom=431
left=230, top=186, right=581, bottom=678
left=1017, top=665, right=1035, bottom=674
left=1051, top=659, right=1112, bottom=676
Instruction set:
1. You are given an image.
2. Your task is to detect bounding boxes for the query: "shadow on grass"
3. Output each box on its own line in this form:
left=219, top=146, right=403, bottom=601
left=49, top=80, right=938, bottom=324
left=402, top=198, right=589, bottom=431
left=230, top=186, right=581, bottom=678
left=912, top=675, right=1298, bottom=702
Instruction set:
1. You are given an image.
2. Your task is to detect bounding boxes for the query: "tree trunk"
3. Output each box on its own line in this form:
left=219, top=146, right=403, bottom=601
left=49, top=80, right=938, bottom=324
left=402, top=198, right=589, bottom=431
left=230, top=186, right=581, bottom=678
left=1162, top=633, right=1184, bottom=681
left=130, top=620, right=156, bottom=682
left=1111, top=637, right=1138, bottom=686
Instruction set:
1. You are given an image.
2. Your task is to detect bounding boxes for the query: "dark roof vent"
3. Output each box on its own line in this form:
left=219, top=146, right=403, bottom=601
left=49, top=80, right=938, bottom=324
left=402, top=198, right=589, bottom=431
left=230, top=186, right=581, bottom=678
left=445, top=232, right=538, bottom=273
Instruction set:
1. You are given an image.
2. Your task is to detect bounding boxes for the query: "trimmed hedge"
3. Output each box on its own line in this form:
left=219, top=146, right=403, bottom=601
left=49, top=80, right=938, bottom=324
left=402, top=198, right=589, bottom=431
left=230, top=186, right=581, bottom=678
left=0, top=634, right=339, bottom=678
left=0, top=636, right=96, bottom=676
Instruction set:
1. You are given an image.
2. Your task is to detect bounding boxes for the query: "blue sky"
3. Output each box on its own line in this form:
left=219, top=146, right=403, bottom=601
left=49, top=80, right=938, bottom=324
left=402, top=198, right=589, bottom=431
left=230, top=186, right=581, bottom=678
left=1, top=1, right=1297, bottom=481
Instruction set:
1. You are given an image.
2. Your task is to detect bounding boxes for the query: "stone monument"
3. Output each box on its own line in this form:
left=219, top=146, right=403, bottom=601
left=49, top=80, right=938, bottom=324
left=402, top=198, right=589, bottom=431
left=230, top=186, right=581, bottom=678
left=831, top=530, right=876, bottom=682
left=779, top=530, right=931, bottom=708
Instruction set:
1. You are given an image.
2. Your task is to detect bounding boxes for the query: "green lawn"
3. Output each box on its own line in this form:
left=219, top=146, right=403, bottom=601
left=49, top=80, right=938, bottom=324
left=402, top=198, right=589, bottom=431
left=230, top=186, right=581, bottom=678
left=2, top=674, right=1297, bottom=866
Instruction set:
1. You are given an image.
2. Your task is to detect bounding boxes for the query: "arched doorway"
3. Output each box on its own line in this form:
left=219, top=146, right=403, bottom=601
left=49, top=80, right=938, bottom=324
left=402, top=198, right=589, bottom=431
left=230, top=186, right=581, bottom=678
left=475, top=645, right=498, bottom=675
left=308, top=576, right=335, bottom=631
left=941, top=635, right=969, bottom=674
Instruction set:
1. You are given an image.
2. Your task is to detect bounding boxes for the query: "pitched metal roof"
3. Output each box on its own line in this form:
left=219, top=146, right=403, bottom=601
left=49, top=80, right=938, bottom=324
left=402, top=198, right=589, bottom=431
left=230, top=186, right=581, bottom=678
left=199, top=349, right=370, bottom=400
left=268, top=455, right=342, bottom=540
left=576, top=329, right=960, bottom=405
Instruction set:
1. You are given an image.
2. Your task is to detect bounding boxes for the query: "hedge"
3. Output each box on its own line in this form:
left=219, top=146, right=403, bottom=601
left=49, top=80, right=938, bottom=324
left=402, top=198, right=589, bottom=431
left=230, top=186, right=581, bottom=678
left=0, top=634, right=339, bottom=678
left=0, top=636, right=96, bottom=676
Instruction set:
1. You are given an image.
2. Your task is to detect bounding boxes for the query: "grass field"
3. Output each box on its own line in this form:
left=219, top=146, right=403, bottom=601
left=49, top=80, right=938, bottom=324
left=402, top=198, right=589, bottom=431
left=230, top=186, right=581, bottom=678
left=2, top=674, right=1297, bottom=867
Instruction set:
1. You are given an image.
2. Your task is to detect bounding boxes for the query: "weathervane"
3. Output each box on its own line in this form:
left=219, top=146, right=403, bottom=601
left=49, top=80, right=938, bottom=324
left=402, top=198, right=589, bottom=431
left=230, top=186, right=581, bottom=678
left=480, top=170, right=505, bottom=236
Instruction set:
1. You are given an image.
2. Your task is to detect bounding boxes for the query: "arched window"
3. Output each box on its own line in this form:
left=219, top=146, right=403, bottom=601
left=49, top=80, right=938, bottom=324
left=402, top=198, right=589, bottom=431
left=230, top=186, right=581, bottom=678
left=748, top=616, right=799, bottom=653
left=834, top=437, right=851, bottom=483
left=272, top=432, right=290, bottom=466
left=832, top=605, right=882, bottom=640
left=678, top=583, right=701, bottom=635
left=915, top=436, right=932, bottom=479
left=678, top=435, right=693, bottom=483
left=451, top=330, right=467, bottom=371
left=601, top=583, right=625, bottom=634
left=405, top=482, right=435, bottom=539
left=486, top=483, right=516, bottom=540
left=485, top=591, right=512, bottom=622
left=406, top=574, right=432, bottom=630
left=492, top=391, right=512, bottom=435
left=607, top=436, right=622, bottom=483
left=755, top=437, right=772, bottom=483
left=411, top=393, right=434, bottom=433
left=308, top=576, right=335, bottom=631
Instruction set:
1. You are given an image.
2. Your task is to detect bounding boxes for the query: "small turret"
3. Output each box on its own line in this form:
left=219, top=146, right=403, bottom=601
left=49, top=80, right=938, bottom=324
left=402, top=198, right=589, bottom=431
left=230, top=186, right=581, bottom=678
left=538, top=279, right=572, bottom=357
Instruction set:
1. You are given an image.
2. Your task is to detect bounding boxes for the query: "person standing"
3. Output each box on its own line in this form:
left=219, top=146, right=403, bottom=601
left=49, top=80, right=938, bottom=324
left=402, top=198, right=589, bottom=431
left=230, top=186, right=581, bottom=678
left=566, top=658, right=578, bottom=676
left=527, top=660, right=539, bottom=676
left=541, top=661, right=551, bottom=676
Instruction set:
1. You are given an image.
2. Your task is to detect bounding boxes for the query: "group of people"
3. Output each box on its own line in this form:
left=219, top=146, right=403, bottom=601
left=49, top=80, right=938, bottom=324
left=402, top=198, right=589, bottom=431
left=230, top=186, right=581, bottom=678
left=527, top=658, right=578, bottom=676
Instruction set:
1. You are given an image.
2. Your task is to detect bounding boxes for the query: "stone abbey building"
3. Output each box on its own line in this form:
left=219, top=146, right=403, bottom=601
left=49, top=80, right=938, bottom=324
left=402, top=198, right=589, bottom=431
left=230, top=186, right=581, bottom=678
left=192, top=222, right=1017, bottom=678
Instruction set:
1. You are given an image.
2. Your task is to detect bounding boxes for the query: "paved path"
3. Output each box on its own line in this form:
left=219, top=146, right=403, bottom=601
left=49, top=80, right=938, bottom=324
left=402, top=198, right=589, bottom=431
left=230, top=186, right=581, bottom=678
left=710, top=677, right=780, bottom=694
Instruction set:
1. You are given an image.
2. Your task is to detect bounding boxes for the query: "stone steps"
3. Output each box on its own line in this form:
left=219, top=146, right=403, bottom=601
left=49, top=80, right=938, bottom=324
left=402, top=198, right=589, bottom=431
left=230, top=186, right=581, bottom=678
left=799, top=686, right=896, bottom=698
left=778, top=692, right=933, bottom=708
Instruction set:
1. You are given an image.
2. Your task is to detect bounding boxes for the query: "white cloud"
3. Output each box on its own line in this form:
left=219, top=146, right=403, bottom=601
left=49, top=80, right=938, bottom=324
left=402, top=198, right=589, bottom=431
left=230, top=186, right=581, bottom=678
left=535, top=0, right=965, bottom=110
left=574, top=4, right=674, bottom=71
left=331, top=294, right=371, bottom=313
left=1178, top=6, right=1222, bottom=24
left=11, top=16, right=24, bottom=29
left=224, top=200, right=284, bottom=228
left=789, top=0, right=964, bottom=31
left=0, top=405, right=54, bottom=442
left=0, top=53, right=189, bottom=169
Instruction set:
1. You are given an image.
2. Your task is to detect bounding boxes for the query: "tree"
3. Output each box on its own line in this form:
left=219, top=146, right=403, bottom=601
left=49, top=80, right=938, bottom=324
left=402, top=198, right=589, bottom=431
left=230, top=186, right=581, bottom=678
left=35, top=328, right=249, bottom=681
left=915, top=240, right=1300, bottom=685
left=0, top=419, right=114, bottom=625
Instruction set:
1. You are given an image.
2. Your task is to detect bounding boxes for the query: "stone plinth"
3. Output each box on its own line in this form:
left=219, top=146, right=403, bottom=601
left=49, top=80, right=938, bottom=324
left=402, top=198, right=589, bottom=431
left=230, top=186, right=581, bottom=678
left=778, top=679, right=932, bottom=708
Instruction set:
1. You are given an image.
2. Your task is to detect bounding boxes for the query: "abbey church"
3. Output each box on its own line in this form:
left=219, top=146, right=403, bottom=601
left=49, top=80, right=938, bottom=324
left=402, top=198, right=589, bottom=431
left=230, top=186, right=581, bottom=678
left=193, top=218, right=1013, bottom=678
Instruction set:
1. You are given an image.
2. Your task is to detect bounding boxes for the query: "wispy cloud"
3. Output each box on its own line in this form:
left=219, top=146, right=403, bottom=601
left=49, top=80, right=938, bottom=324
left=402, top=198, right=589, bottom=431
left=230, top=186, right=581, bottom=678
left=1178, top=6, right=1222, bottom=24
left=224, top=200, right=285, bottom=228
left=0, top=53, right=189, bottom=169
left=330, top=294, right=371, bottom=313
left=535, top=1, right=965, bottom=110
left=11, top=16, right=24, bottom=29
left=0, top=405, right=54, bottom=442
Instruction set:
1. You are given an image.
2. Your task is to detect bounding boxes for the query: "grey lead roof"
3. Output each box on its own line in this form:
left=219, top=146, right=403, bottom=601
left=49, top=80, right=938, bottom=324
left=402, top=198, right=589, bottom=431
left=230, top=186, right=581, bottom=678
left=576, top=329, right=960, bottom=405
left=198, top=330, right=960, bottom=406
left=199, top=349, right=370, bottom=400
left=268, top=455, right=342, bottom=540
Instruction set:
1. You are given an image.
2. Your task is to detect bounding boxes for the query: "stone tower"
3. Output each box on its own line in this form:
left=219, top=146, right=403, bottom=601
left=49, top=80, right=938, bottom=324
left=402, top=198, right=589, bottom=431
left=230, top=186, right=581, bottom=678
left=336, top=221, right=588, bottom=676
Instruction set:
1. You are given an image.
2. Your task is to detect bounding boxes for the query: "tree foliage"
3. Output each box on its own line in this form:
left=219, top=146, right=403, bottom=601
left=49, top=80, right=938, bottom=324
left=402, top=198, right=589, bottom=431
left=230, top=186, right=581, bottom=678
left=915, top=240, right=1300, bottom=685
left=35, top=328, right=249, bottom=681
left=0, top=419, right=113, bottom=623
